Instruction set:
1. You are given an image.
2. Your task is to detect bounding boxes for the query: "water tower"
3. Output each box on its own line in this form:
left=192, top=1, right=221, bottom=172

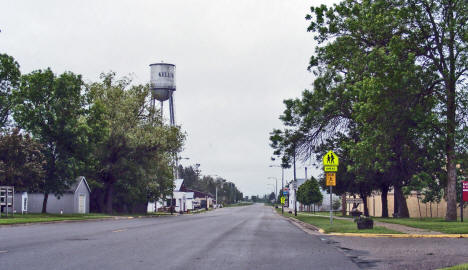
left=150, top=63, right=176, bottom=126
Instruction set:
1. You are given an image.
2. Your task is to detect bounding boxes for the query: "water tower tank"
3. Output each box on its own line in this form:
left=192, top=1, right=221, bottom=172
left=149, top=63, right=176, bottom=101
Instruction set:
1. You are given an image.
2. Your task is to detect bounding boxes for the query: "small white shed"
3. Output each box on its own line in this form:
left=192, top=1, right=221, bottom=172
left=15, top=176, right=91, bottom=214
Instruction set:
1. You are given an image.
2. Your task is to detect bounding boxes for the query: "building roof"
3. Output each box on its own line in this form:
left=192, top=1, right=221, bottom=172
left=67, top=176, right=91, bottom=193
left=184, top=188, right=213, bottom=198
left=288, top=178, right=307, bottom=189
left=174, top=179, right=184, bottom=191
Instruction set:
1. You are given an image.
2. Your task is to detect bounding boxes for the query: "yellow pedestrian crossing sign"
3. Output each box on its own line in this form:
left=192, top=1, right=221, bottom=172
left=323, top=151, right=339, bottom=166
left=280, top=196, right=285, bottom=205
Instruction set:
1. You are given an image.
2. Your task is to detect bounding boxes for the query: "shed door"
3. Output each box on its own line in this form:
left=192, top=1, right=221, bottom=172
left=78, top=194, right=86, bottom=213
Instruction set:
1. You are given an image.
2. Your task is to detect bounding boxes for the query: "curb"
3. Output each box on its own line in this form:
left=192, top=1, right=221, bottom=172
left=272, top=208, right=467, bottom=238
left=328, top=232, right=468, bottom=238
left=273, top=208, right=323, bottom=234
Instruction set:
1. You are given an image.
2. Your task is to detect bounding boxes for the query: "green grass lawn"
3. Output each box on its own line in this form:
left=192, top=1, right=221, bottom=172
left=438, top=263, right=468, bottom=270
left=375, top=217, right=468, bottom=234
left=275, top=208, right=401, bottom=234
left=300, top=211, right=346, bottom=217
left=0, top=213, right=112, bottom=225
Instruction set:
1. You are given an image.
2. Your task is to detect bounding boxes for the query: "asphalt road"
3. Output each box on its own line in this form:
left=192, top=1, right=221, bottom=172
left=0, top=204, right=359, bottom=270
left=325, top=234, right=468, bottom=270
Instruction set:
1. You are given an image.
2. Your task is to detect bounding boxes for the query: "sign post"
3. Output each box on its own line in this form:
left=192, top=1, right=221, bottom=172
left=323, top=151, right=339, bottom=225
left=462, top=181, right=468, bottom=222
left=463, top=181, right=468, bottom=202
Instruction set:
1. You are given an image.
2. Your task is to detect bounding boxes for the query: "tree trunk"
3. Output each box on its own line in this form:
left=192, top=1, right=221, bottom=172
left=445, top=10, right=458, bottom=221
left=105, top=183, right=114, bottom=214
left=97, top=190, right=105, bottom=213
left=417, top=196, right=422, bottom=219
left=41, top=193, right=49, bottom=213
left=341, top=193, right=346, bottom=216
left=430, top=202, right=432, bottom=218
left=360, top=193, right=369, bottom=217
left=445, top=148, right=457, bottom=220
left=381, top=185, right=389, bottom=218
left=394, top=185, right=409, bottom=218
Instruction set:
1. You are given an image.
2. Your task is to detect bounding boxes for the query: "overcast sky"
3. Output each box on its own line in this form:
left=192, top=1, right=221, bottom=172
left=1, top=0, right=340, bottom=196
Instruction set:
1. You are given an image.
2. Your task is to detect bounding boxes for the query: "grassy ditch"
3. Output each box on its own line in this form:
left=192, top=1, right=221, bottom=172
left=275, top=208, right=402, bottom=234
left=375, top=217, right=468, bottom=234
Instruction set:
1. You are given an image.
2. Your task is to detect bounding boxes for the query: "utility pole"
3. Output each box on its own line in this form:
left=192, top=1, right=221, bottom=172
left=194, top=163, right=206, bottom=210
left=270, top=165, right=285, bottom=215
left=282, top=166, right=284, bottom=215
left=294, top=147, right=297, bottom=217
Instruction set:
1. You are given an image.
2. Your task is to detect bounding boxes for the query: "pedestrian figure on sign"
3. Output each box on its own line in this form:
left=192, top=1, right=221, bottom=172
left=327, top=155, right=331, bottom=163
left=331, top=154, right=335, bottom=164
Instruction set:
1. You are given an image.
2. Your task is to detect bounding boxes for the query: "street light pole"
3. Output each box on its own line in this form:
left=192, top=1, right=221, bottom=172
left=293, top=148, right=297, bottom=217
left=282, top=166, right=284, bottom=215
left=269, top=165, right=285, bottom=215
left=268, top=177, right=278, bottom=203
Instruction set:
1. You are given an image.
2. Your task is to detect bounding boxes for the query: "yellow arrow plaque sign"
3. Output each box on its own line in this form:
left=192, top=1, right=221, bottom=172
left=323, top=151, right=339, bottom=166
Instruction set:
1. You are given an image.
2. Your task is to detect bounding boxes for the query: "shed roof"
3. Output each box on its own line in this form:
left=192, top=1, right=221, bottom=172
left=67, top=176, right=91, bottom=194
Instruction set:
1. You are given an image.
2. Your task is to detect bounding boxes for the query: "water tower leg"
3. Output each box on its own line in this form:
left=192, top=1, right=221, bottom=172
left=169, top=94, right=175, bottom=126
left=160, top=101, right=164, bottom=118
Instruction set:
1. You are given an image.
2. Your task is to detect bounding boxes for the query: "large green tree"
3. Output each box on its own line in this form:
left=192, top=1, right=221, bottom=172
left=297, top=177, right=323, bottom=207
left=13, top=69, right=88, bottom=213
left=305, top=0, right=467, bottom=221
left=0, top=128, right=45, bottom=191
left=86, top=73, right=184, bottom=213
left=271, top=0, right=459, bottom=219
left=0, top=54, right=21, bottom=128
left=402, top=0, right=468, bottom=221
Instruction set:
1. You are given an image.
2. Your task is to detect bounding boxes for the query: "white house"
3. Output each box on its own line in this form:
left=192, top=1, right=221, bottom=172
left=288, top=178, right=306, bottom=211
left=147, top=179, right=195, bottom=213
